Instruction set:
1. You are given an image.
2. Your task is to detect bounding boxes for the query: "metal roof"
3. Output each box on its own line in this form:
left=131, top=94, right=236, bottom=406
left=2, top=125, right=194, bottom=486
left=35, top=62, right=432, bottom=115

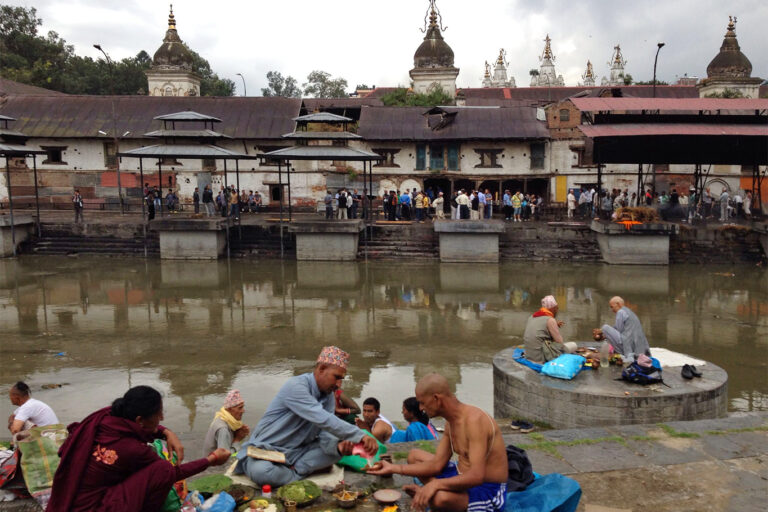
left=460, top=85, right=700, bottom=103
left=0, top=143, right=46, bottom=155
left=580, top=124, right=768, bottom=137
left=118, top=144, right=259, bottom=159
left=282, top=131, right=361, bottom=140
left=357, top=106, right=549, bottom=141
left=0, top=129, right=26, bottom=137
left=154, top=111, right=222, bottom=122
left=293, top=112, right=353, bottom=123
left=0, top=95, right=302, bottom=139
left=143, top=129, right=232, bottom=138
left=0, top=114, right=16, bottom=121
left=571, top=97, right=768, bottom=112
left=261, top=145, right=382, bottom=161
left=0, top=78, right=66, bottom=96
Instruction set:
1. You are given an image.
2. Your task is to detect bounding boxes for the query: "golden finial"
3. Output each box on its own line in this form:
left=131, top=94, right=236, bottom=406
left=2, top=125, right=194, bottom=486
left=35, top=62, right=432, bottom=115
left=542, top=35, right=554, bottom=61
left=484, top=61, right=491, bottom=77
left=585, top=60, right=595, bottom=79
left=421, top=0, right=447, bottom=33
left=168, top=4, right=176, bottom=30
left=496, top=48, right=506, bottom=66
left=726, top=15, right=736, bottom=34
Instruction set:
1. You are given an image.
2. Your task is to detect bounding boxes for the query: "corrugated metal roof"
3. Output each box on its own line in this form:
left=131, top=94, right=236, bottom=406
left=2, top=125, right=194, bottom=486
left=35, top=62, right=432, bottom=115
left=261, top=145, right=382, bottom=161
left=143, top=129, right=232, bottom=138
left=460, top=85, right=699, bottom=103
left=571, top=97, right=768, bottom=112
left=154, top=111, right=222, bottom=122
left=118, top=144, right=259, bottom=159
left=579, top=124, right=768, bottom=137
left=0, top=143, right=46, bottom=155
left=0, top=114, right=17, bottom=121
left=282, top=131, right=361, bottom=140
left=0, top=95, right=301, bottom=140
left=357, top=106, right=549, bottom=141
left=0, top=129, right=26, bottom=137
left=293, top=112, right=353, bottom=123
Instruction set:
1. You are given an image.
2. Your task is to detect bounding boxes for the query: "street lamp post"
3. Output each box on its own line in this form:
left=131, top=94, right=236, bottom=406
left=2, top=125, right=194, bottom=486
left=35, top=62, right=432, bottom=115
left=652, top=42, right=665, bottom=98
left=236, top=73, right=247, bottom=97
left=94, top=44, right=124, bottom=214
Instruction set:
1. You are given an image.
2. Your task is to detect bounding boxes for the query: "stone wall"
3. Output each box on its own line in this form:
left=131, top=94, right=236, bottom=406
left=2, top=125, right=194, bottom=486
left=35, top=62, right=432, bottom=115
left=670, top=225, right=766, bottom=264
left=500, top=223, right=602, bottom=261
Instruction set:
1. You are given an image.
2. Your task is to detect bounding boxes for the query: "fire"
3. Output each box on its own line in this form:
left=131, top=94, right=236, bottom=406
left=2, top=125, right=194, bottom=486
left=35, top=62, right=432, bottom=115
left=615, top=220, right=642, bottom=231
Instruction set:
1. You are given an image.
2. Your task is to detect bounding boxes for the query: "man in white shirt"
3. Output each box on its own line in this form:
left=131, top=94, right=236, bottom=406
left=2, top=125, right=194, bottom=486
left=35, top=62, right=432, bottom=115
left=8, top=381, right=59, bottom=435
left=567, top=189, right=576, bottom=218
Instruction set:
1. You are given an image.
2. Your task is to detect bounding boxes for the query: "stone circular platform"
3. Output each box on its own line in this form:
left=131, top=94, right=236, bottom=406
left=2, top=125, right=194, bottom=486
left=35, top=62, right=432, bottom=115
left=493, top=347, right=728, bottom=429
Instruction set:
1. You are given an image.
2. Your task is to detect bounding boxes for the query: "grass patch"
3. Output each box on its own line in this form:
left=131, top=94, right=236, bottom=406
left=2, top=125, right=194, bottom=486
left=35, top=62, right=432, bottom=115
left=391, top=451, right=409, bottom=461
left=705, top=425, right=768, bottom=436
left=517, top=435, right=627, bottom=459
left=629, top=435, right=658, bottom=442
left=657, top=423, right=700, bottom=438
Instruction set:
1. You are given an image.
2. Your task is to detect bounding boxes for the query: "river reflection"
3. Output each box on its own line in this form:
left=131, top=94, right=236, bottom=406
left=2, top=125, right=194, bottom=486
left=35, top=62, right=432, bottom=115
left=0, top=257, right=766, bottom=444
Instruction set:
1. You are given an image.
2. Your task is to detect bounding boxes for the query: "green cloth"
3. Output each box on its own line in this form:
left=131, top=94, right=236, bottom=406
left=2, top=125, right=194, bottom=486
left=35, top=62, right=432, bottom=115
left=336, top=431, right=386, bottom=472
left=17, top=424, right=68, bottom=496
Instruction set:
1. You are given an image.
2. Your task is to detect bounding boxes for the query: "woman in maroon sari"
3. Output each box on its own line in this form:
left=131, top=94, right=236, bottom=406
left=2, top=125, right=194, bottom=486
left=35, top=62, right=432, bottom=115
left=47, top=386, right=230, bottom=512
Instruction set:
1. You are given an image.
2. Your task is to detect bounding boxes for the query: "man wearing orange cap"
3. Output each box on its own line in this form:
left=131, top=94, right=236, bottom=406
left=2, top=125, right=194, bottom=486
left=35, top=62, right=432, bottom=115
left=236, top=346, right=378, bottom=486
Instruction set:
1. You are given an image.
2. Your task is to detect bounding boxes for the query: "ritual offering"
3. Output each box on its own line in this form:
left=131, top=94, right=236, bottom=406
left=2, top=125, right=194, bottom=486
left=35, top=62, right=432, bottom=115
left=334, top=489, right=358, bottom=509
left=372, top=489, right=402, bottom=504
left=275, top=480, right=321, bottom=507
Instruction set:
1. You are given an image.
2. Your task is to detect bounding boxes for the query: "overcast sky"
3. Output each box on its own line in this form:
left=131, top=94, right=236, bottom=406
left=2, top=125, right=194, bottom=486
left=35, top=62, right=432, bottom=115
left=7, top=0, right=767, bottom=95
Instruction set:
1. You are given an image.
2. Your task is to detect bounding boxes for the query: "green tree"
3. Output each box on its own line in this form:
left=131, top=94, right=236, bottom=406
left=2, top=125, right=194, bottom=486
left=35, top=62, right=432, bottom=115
left=620, top=73, right=633, bottom=85
left=0, top=6, right=233, bottom=96
left=634, top=79, right=669, bottom=85
left=261, top=71, right=302, bottom=97
left=380, top=87, right=454, bottom=107
left=302, top=70, right=348, bottom=98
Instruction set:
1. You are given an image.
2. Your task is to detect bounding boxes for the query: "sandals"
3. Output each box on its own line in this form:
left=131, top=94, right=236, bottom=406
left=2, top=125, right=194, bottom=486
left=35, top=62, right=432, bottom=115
left=681, top=364, right=702, bottom=380
left=510, top=420, right=534, bottom=433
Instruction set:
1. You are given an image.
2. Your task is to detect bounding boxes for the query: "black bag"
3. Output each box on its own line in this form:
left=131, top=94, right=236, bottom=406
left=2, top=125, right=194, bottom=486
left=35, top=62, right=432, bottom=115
left=506, top=445, right=535, bottom=492
left=621, top=361, right=663, bottom=385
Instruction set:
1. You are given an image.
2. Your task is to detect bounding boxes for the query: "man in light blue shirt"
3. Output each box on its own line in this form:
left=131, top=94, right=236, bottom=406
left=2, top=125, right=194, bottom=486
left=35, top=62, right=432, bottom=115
left=236, top=346, right=377, bottom=486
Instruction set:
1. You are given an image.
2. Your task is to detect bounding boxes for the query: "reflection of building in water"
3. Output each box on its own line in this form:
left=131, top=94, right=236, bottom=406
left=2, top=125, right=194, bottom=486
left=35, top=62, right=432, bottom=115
left=1, top=259, right=766, bottom=423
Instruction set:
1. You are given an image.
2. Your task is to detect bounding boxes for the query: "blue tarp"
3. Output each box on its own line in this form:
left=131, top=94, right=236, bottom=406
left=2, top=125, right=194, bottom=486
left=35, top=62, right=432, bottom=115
left=512, top=348, right=543, bottom=373
left=505, top=473, right=581, bottom=512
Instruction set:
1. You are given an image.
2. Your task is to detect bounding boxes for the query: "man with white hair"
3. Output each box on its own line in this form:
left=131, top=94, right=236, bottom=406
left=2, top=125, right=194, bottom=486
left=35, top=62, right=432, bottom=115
left=594, top=296, right=651, bottom=362
left=523, top=296, right=577, bottom=363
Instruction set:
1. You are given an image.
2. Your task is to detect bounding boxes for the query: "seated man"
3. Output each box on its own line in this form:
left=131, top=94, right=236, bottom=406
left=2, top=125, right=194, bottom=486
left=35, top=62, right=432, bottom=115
left=368, top=374, right=508, bottom=512
left=236, top=346, right=377, bottom=487
left=355, top=397, right=394, bottom=443
left=594, top=296, right=651, bottom=362
left=203, top=389, right=250, bottom=456
left=523, top=296, right=577, bottom=363
left=8, top=381, right=59, bottom=436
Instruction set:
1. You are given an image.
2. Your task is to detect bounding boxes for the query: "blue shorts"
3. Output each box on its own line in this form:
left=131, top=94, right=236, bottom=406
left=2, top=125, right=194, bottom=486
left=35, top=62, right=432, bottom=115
left=513, top=207, right=521, bottom=215
left=436, top=462, right=507, bottom=512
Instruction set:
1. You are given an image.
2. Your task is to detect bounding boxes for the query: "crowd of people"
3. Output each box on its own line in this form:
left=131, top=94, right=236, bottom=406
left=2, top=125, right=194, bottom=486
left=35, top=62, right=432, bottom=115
left=566, top=185, right=755, bottom=224
left=142, top=184, right=265, bottom=221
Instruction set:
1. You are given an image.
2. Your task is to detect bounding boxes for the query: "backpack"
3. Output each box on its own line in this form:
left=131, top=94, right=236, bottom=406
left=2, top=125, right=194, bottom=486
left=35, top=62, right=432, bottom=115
left=621, top=360, right=663, bottom=385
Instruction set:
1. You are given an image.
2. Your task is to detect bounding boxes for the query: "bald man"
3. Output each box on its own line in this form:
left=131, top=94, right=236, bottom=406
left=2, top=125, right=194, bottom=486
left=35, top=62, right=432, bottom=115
left=594, top=296, right=651, bottom=361
left=367, top=374, right=507, bottom=512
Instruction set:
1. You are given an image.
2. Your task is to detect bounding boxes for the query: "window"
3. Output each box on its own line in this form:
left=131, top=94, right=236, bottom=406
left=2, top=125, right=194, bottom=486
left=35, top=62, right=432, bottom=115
left=654, top=164, right=669, bottom=173
left=429, top=144, right=444, bottom=170
left=474, top=149, right=502, bottom=168
left=41, top=146, right=66, bottom=165
left=372, top=149, right=400, bottom=168
left=559, top=109, right=570, bottom=122
left=103, top=142, right=117, bottom=168
left=530, top=142, right=545, bottom=169
left=428, top=143, right=460, bottom=171
left=164, top=87, right=173, bottom=96
left=202, top=158, right=216, bottom=170
left=415, top=145, right=426, bottom=170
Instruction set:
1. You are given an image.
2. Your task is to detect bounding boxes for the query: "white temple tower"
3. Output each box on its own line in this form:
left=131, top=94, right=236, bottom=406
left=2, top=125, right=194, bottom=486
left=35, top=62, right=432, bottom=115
left=145, top=5, right=201, bottom=97
left=409, top=0, right=460, bottom=98
left=601, top=45, right=627, bottom=86
left=581, top=60, right=596, bottom=87
left=530, top=35, right=565, bottom=87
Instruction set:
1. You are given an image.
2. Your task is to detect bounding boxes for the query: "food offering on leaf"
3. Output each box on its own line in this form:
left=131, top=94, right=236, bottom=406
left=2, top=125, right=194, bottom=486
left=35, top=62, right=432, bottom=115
left=275, top=480, right=321, bottom=506
left=334, top=490, right=359, bottom=509
left=610, top=354, right=624, bottom=366
left=382, top=506, right=398, bottom=512
left=363, top=461, right=383, bottom=472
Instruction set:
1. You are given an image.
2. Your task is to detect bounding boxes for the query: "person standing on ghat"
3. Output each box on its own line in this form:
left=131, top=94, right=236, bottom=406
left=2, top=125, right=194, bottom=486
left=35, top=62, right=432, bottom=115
left=72, top=189, right=84, bottom=223
left=432, top=191, right=445, bottom=220
left=457, top=189, right=470, bottom=219
left=202, top=185, right=215, bottom=216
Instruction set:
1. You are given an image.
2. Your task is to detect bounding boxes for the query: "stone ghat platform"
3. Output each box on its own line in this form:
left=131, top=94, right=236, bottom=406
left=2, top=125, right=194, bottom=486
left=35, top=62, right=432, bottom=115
left=493, top=347, right=728, bottom=429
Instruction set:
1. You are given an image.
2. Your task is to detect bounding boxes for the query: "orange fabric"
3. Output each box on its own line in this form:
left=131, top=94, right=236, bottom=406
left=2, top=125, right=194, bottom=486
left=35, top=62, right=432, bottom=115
left=532, top=307, right=554, bottom=318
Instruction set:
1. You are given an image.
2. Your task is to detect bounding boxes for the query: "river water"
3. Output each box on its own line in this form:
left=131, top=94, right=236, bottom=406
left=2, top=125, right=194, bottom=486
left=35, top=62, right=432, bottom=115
left=1, top=256, right=766, bottom=443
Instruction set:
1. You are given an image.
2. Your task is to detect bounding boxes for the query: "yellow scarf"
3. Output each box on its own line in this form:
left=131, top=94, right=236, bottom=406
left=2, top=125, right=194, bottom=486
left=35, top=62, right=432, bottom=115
left=214, top=407, right=243, bottom=431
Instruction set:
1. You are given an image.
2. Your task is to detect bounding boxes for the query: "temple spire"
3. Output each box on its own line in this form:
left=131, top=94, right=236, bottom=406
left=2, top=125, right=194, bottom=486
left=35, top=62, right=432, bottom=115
left=422, top=0, right=447, bottom=33
left=168, top=4, right=176, bottom=30
left=542, top=35, right=554, bottom=61
left=581, top=60, right=595, bottom=86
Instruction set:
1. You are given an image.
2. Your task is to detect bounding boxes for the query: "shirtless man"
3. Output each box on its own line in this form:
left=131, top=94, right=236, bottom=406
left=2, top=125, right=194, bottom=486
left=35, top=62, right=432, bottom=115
left=355, top=397, right=394, bottom=443
left=367, top=374, right=507, bottom=512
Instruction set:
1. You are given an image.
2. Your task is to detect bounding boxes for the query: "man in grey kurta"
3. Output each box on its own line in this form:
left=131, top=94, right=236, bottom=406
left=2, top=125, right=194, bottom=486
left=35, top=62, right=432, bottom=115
left=236, top=346, right=378, bottom=486
left=599, top=296, right=651, bottom=361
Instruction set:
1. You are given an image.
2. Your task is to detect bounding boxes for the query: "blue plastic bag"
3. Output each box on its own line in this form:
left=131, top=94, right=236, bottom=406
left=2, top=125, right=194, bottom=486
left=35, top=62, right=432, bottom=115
left=201, top=491, right=235, bottom=512
left=541, top=354, right=585, bottom=380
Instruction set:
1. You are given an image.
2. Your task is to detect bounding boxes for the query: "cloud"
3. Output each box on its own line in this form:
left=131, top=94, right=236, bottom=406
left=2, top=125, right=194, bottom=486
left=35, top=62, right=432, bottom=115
left=7, top=0, right=767, bottom=95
